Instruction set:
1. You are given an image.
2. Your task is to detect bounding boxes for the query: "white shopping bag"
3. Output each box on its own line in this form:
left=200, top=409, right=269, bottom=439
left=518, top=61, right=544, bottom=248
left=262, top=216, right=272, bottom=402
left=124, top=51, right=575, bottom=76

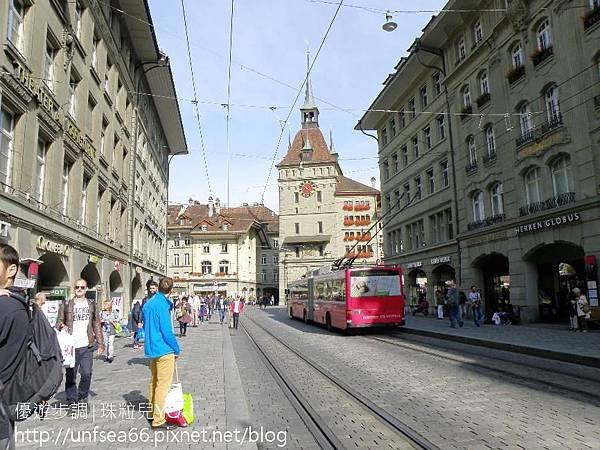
left=164, top=364, right=184, bottom=413
left=57, top=330, right=75, bottom=368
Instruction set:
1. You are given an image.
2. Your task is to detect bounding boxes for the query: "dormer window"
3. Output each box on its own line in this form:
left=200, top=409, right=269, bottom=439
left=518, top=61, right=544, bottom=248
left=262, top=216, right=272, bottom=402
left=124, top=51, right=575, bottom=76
left=201, top=224, right=208, bottom=232
left=223, top=223, right=229, bottom=231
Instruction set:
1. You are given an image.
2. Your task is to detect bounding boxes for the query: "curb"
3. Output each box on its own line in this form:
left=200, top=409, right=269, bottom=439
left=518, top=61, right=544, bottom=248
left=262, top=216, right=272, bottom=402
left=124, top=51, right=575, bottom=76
left=398, top=327, right=600, bottom=369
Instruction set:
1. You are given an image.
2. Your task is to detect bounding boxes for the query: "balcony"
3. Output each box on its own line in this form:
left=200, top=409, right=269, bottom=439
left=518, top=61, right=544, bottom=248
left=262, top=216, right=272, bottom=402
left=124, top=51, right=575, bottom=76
left=467, top=213, right=506, bottom=231
left=465, top=161, right=478, bottom=174
left=506, top=65, right=526, bottom=84
left=342, top=205, right=353, bottom=211
left=343, top=219, right=354, bottom=226
left=519, top=192, right=576, bottom=217
left=531, top=45, right=554, bottom=67
left=354, top=204, right=370, bottom=211
left=583, top=7, right=600, bottom=30
left=483, top=150, right=497, bottom=163
left=461, top=105, right=473, bottom=120
left=540, top=113, right=563, bottom=135
left=476, top=93, right=491, bottom=108
left=516, top=128, right=536, bottom=148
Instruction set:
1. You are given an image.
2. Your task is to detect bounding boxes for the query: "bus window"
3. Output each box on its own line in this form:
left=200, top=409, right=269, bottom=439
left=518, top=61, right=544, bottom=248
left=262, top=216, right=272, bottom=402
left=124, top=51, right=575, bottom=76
left=325, top=281, right=333, bottom=302
left=315, top=281, right=326, bottom=301
left=332, top=279, right=346, bottom=302
left=350, top=270, right=401, bottom=298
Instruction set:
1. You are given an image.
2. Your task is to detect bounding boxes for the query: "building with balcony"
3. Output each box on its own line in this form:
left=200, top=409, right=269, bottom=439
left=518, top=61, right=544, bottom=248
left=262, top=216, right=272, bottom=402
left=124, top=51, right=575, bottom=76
left=359, top=0, right=600, bottom=322
left=0, top=0, right=186, bottom=315
left=167, top=198, right=279, bottom=300
left=277, top=71, right=381, bottom=295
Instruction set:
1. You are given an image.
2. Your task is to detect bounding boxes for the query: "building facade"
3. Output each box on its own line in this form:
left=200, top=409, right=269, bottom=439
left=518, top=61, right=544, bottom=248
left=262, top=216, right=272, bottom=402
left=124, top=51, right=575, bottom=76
left=278, top=74, right=381, bottom=294
left=167, top=198, right=279, bottom=300
left=0, top=0, right=186, bottom=315
left=361, top=0, right=600, bottom=322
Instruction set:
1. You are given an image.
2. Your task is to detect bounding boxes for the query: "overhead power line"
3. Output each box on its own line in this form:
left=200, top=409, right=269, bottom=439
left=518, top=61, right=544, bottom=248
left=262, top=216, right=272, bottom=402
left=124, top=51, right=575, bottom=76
left=225, top=0, right=235, bottom=208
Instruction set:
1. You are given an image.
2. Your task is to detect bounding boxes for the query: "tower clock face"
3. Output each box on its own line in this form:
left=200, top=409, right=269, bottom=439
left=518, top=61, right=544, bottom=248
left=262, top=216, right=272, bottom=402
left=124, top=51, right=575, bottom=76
left=300, top=181, right=316, bottom=197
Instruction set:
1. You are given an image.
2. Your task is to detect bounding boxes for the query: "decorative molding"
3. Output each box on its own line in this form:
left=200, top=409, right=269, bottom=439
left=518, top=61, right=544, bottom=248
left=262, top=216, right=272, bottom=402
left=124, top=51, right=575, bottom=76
left=506, top=0, right=529, bottom=33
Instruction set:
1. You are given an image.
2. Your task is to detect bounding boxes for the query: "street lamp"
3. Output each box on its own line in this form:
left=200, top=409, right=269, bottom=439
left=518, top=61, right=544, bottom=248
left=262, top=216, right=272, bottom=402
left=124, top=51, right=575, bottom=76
left=382, top=11, right=398, bottom=32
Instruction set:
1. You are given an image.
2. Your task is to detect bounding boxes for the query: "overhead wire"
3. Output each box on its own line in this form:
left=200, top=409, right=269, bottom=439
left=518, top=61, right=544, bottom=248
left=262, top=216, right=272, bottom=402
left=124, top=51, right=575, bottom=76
left=225, top=0, right=236, bottom=208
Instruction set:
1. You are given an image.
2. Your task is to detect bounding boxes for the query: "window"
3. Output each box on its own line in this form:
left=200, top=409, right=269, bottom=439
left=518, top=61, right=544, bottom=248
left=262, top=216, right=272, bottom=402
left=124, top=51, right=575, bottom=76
left=437, top=115, right=445, bottom=140
left=273, top=239, right=279, bottom=248
left=463, top=86, right=472, bottom=108
left=295, top=246, right=300, bottom=257
left=427, top=168, right=435, bottom=194
left=512, top=42, right=524, bottom=68
left=184, top=239, right=191, bottom=246
left=319, top=245, right=324, bottom=257
left=96, top=188, right=104, bottom=232
left=591, top=0, right=600, bottom=9
left=433, top=72, right=442, bottom=96
left=219, top=260, right=230, bottom=274
left=7, top=0, right=25, bottom=52
left=294, top=223, right=300, bottom=234
left=473, top=20, right=483, bottom=43
left=485, top=126, right=496, bottom=156
left=423, top=126, right=432, bottom=150
left=403, top=183, right=410, bottom=205
left=491, top=183, right=504, bottom=215
left=381, top=127, right=388, bottom=145
left=184, top=253, right=190, bottom=265
left=383, top=160, right=389, bottom=180
left=551, top=156, right=573, bottom=196
left=203, top=242, right=210, bottom=253
left=457, top=37, right=466, bottom=61
left=74, top=1, right=82, bottom=39
left=173, top=254, right=180, bottom=266
left=399, top=108, right=406, bottom=128
left=479, top=71, right=489, bottom=95
left=201, top=224, right=208, bottom=232
left=80, top=175, right=89, bottom=224
left=441, top=161, right=449, bottom=188
left=294, top=191, right=299, bottom=204
left=221, top=242, right=228, bottom=253
left=68, top=76, right=78, bottom=118
left=420, top=85, right=428, bottom=108
left=316, top=190, right=322, bottom=202
left=260, top=271, right=267, bottom=282
left=0, top=108, right=15, bottom=185
left=43, top=40, right=57, bottom=92
left=62, top=162, right=71, bottom=215
left=545, top=85, right=560, bottom=121
left=223, top=223, right=229, bottom=231
left=201, top=261, right=212, bottom=275
left=415, top=176, right=422, bottom=200
left=389, top=118, right=396, bottom=137
left=104, top=61, right=112, bottom=93
left=408, top=98, right=416, bottom=118
left=273, top=272, right=279, bottom=282
left=318, top=221, right=323, bottom=234
left=34, top=140, right=47, bottom=203
left=412, top=136, right=419, bottom=159
left=100, top=120, right=107, bottom=156
left=467, top=136, right=477, bottom=165
left=472, top=191, right=485, bottom=221
left=273, top=255, right=279, bottom=265
left=391, top=153, right=398, bottom=173
left=401, top=145, right=408, bottom=166
left=92, top=35, right=100, bottom=71
left=525, top=167, right=542, bottom=204
left=519, top=102, right=533, bottom=133
left=261, top=254, right=267, bottom=265
left=537, top=19, right=552, bottom=51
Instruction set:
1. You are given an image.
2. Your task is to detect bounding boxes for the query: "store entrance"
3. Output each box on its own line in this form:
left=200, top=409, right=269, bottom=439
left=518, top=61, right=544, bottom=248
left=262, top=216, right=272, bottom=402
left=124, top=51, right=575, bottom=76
left=407, top=269, right=427, bottom=309
left=473, top=253, right=510, bottom=318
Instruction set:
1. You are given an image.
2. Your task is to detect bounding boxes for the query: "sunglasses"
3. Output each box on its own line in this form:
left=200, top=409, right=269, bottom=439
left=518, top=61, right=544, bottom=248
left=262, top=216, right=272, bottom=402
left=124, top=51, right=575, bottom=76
left=75, top=286, right=86, bottom=290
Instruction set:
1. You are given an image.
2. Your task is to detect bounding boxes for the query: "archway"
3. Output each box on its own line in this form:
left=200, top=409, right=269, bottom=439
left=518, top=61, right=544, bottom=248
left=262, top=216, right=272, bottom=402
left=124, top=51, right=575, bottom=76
left=38, top=253, right=69, bottom=290
left=109, top=270, right=123, bottom=292
left=407, top=268, right=427, bottom=308
left=131, top=274, right=142, bottom=301
left=472, top=252, right=509, bottom=318
left=525, top=242, right=585, bottom=322
left=431, top=265, right=455, bottom=293
left=80, top=263, right=101, bottom=289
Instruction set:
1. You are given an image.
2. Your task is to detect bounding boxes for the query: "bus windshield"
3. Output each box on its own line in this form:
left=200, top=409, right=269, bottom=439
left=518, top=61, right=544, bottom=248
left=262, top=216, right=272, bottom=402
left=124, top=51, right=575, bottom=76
left=349, top=270, right=401, bottom=298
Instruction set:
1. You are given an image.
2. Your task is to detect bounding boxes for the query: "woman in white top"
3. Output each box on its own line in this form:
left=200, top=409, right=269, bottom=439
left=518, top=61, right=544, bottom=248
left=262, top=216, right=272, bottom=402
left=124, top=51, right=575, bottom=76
left=573, top=287, right=590, bottom=333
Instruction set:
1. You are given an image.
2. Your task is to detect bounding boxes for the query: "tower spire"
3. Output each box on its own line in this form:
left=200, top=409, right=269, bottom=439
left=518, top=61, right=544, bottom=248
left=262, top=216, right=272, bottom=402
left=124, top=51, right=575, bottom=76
left=300, top=48, right=319, bottom=128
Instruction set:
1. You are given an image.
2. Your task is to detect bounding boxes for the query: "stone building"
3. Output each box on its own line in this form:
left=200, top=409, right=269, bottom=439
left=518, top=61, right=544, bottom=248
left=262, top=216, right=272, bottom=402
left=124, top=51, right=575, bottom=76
left=360, top=0, right=600, bottom=322
left=277, top=72, right=381, bottom=295
left=167, top=198, right=279, bottom=300
left=0, top=0, right=186, bottom=316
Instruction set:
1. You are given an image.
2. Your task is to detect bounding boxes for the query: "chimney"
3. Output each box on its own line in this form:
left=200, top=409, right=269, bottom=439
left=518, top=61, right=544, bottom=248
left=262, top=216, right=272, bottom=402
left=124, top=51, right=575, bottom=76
left=208, top=196, right=214, bottom=217
left=215, top=197, right=221, bottom=215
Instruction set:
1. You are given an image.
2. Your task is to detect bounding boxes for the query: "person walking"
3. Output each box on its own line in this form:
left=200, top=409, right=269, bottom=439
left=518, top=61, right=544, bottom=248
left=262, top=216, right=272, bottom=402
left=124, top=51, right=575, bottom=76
left=143, top=277, right=181, bottom=430
left=199, top=298, right=207, bottom=324
left=131, top=300, right=144, bottom=349
left=217, top=296, right=226, bottom=325
left=435, top=289, right=444, bottom=320
left=100, top=300, right=118, bottom=363
left=230, top=297, right=244, bottom=329
left=190, top=295, right=200, bottom=327
left=568, top=292, right=578, bottom=331
left=56, top=279, right=105, bottom=407
left=446, top=281, right=463, bottom=328
left=469, top=286, right=483, bottom=327
left=175, top=297, right=191, bottom=337
left=574, top=287, right=590, bottom=333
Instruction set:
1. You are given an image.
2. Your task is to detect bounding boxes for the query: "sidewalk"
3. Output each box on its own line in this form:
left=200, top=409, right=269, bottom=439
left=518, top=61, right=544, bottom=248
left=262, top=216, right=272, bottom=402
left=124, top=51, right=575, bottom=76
left=402, top=314, right=600, bottom=368
left=15, top=314, right=256, bottom=449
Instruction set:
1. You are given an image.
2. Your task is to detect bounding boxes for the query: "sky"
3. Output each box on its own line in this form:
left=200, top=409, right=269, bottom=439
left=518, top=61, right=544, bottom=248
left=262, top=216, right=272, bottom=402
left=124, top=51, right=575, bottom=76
left=147, top=0, right=447, bottom=212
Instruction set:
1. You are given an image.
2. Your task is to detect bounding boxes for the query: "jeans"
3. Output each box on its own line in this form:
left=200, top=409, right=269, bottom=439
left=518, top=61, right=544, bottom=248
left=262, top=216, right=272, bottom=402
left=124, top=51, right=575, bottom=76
left=437, top=305, right=444, bottom=319
left=233, top=312, right=240, bottom=329
left=473, top=306, right=483, bottom=327
left=102, top=331, right=115, bottom=359
left=569, top=315, right=578, bottom=330
left=179, top=322, right=187, bottom=336
left=449, top=305, right=463, bottom=327
left=148, top=354, right=175, bottom=427
left=65, top=346, right=94, bottom=403
left=219, top=309, right=225, bottom=324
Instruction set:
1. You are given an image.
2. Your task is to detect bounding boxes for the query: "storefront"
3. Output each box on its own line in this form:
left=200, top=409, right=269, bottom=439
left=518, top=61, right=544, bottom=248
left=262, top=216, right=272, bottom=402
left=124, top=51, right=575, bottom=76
left=405, top=262, right=427, bottom=308
left=472, top=252, right=510, bottom=318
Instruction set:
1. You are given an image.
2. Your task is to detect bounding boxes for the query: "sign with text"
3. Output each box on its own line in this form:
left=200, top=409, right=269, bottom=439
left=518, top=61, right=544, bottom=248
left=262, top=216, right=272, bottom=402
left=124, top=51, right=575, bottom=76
left=515, top=213, right=581, bottom=235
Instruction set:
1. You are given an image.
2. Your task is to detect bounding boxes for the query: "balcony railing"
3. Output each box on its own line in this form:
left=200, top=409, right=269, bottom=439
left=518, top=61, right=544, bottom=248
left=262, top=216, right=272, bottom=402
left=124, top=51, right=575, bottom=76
left=519, top=192, right=577, bottom=216
left=516, top=128, right=536, bottom=148
left=476, top=93, right=491, bottom=108
left=467, top=213, right=506, bottom=231
left=465, top=161, right=478, bottom=174
left=483, top=150, right=497, bottom=163
left=506, top=65, right=526, bottom=84
left=531, top=45, right=554, bottom=67
left=461, top=105, right=473, bottom=120
left=540, top=113, right=563, bottom=135
left=583, top=7, right=600, bottom=30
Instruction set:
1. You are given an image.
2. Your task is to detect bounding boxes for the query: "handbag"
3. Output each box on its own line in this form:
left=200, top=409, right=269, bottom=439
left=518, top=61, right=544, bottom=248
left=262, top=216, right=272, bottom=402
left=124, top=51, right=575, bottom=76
left=164, top=364, right=184, bottom=414
left=57, top=330, right=75, bottom=368
left=136, top=328, right=145, bottom=343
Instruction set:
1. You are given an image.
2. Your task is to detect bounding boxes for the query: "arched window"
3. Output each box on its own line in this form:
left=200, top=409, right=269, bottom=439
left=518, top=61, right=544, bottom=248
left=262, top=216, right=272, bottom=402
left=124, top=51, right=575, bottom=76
left=490, top=183, right=504, bottom=216
left=218, top=260, right=230, bottom=274
left=479, top=71, right=490, bottom=95
left=525, top=167, right=542, bottom=204
left=518, top=102, right=532, bottom=133
left=550, top=156, right=573, bottom=196
left=544, top=85, right=560, bottom=121
left=537, top=19, right=552, bottom=51
left=485, top=125, right=496, bottom=157
left=472, top=191, right=485, bottom=221
left=512, top=42, right=524, bottom=68
left=201, top=260, right=212, bottom=275
left=467, top=135, right=477, bottom=164
left=462, top=85, right=471, bottom=108
left=457, top=36, right=466, bottom=61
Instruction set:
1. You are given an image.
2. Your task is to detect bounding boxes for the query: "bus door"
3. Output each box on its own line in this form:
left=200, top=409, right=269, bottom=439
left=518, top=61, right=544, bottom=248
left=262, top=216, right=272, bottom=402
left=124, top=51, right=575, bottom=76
left=307, top=277, right=315, bottom=321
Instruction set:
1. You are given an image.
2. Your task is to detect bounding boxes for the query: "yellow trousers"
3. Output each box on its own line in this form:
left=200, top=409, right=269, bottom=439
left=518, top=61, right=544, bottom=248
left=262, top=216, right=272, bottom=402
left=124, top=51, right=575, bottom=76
left=148, top=353, right=175, bottom=427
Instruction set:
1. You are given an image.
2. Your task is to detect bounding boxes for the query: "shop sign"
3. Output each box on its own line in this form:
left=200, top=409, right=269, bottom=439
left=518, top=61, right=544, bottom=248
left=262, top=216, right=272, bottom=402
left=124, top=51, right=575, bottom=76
left=431, top=256, right=451, bottom=265
left=516, top=212, right=581, bottom=235
left=49, top=287, right=69, bottom=299
left=88, top=255, right=101, bottom=264
left=406, top=261, right=423, bottom=269
left=37, top=236, right=70, bottom=256
left=13, top=277, right=35, bottom=289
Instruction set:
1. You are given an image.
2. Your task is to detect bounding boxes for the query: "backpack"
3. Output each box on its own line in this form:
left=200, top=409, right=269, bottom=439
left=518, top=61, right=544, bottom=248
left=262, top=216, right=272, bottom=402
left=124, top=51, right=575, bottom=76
left=1, top=293, right=64, bottom=421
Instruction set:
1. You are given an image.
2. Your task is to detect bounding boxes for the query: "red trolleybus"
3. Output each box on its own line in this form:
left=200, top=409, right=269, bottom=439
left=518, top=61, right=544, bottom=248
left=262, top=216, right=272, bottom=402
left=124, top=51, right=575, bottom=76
left=287, top=266, right=405, bottom=331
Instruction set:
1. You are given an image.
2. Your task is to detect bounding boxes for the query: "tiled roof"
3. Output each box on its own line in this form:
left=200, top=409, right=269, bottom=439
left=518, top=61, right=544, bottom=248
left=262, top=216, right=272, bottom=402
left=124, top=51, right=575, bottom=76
left=335, top=176, right=380, bottom=196
left=278, top=127, right=336, bottom=166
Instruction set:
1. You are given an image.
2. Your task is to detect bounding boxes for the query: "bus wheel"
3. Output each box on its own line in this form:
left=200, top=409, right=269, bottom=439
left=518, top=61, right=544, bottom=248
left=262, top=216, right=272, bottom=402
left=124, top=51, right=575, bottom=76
left=303, top=310, right=307, bottom=323
left=326, top=313, right=332, bottom=332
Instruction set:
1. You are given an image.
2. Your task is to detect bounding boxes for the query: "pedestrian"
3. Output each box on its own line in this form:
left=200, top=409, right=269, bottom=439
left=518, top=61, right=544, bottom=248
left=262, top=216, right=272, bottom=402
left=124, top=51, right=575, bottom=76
left=217, top=296, right=226, bottom=325
left=131, top=300, right=144, bottom=349
left=143, top=277, right=181, bottom=430
left=230, top=297, right=244, bottom=329
left=176, top=297, right=191, bottom=337
left=56, top=279, right=105, bottom=407
left=568, top=291, right=578, bottom=331
left=100, top=300, right=118, bottom=363
left=0, top=244, right=25, bottom=450
left=446, top=281, right=463, bottom=328
left=574, top=287, right=590, bottom=333
left=435, top=289, right=444, bottom=319
left=190, top=294, right=200, bottom=327
left=469, top=285, right=483, bottom=327
left=199, top=298, right=207, bottom=324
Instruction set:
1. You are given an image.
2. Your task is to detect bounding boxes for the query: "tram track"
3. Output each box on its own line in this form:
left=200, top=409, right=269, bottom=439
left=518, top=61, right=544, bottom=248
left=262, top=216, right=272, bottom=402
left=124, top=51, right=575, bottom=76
left=241, top=315, right=440, bottom=450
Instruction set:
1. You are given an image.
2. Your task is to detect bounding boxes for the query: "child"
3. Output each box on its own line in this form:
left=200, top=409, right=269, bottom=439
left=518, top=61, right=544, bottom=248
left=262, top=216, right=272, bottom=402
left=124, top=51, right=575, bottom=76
left=100, top=301, right=118, bottom=363
left=176, top=297, right=191, bottom=337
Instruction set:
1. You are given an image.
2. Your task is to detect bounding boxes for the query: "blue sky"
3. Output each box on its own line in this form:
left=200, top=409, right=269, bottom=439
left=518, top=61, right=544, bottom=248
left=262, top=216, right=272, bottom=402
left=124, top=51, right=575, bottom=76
left=147, top=0, right=446, bottom=211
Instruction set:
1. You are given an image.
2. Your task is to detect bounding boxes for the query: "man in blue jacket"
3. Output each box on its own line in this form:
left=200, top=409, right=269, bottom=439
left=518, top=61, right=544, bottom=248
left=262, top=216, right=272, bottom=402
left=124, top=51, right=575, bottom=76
left=143, top=277, right=180, bottom=429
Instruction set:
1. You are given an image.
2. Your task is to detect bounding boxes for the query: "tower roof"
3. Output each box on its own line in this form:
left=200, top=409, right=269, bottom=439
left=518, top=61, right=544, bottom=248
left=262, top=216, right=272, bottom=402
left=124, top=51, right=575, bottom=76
left=278, top=128, right=336, bottom=166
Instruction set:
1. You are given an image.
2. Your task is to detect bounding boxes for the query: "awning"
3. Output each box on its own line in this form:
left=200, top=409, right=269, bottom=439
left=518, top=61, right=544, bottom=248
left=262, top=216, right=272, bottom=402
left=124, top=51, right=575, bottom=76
left=282, top=235, right=331, bottom=245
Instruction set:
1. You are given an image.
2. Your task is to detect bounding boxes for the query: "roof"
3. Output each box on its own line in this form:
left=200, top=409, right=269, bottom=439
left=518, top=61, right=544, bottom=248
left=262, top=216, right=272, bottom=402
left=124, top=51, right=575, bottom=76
left=120, top=0, right=188, bottom=155
left=335, top=176, right=380, bottom=196
left=277, top=128, right=336, bottom=166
